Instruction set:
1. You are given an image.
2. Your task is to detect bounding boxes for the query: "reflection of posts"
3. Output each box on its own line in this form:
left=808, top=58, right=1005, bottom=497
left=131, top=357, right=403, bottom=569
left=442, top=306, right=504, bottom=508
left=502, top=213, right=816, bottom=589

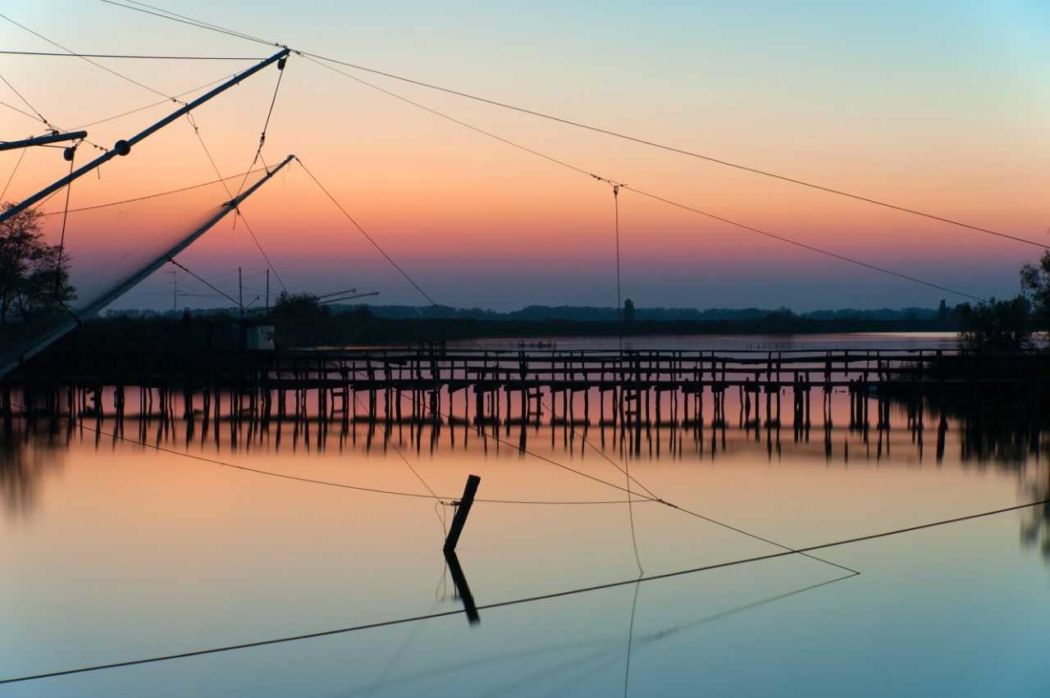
left=936, top=413, right=948, bottom=463
left=444, top=550, right=480, bottom=624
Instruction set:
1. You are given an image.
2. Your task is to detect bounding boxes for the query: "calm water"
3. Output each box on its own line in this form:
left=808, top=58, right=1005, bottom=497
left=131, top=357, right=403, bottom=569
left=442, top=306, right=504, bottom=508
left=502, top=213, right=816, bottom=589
left=449, top=331, right=962, bottom=352
left=3, top=333, right=1049, bottom=697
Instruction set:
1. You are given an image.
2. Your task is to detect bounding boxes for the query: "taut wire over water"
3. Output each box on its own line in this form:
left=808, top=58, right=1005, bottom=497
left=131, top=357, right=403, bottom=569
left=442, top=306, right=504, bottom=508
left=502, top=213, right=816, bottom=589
left=7, top=494, right=1050, bottom=686
left=6, top=403, right=648, bottom=506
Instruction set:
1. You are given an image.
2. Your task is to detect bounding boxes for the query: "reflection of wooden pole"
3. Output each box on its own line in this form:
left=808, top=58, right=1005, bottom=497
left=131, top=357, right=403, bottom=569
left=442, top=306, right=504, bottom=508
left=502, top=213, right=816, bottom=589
left=444, top=474, right=481, bottom=554
left=444, top=550, right=480, bottom=624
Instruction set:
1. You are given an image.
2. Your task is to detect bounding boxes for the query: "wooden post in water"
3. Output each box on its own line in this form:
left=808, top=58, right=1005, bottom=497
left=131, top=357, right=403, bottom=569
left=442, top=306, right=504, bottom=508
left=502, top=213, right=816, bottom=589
left=444, top=474, right=481, bottom=554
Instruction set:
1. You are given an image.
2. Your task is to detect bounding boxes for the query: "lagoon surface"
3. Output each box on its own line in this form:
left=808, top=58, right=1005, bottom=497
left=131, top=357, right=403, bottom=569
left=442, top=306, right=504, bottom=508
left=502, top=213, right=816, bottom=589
left=449, top=331, right=963, bottom=352
left=2, top=334, right=1049, bottom=697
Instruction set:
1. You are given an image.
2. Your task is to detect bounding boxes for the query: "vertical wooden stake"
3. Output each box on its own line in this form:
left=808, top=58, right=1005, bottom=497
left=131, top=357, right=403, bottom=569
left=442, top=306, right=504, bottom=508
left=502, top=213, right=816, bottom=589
left=444, top=474, right=481, bottom=554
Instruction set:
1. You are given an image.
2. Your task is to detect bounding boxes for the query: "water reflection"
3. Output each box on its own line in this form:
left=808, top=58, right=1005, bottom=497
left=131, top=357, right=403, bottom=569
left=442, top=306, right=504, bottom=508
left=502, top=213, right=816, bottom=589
left=2, top=390, right=1049, bottom=591
left=1020, top=466, right=1050, bottom=561
left=2, top=393, right=1049, bottom=514
left=2, top=399, right=1050, bottom=695
left=0, top=417, right=67, bottom=516
left=334, top=570, right=858, bottom=698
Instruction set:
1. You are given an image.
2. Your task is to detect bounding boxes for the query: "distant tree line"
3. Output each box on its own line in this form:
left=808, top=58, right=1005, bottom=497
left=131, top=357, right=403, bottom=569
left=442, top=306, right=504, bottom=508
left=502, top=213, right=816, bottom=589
left=332, top=302, right=961, bottom=324
left=252, top=256, right=1050, bottom=351
left=83, top=249, right=1050, bottom=355
left=956, top=250, right=1050, bottom=353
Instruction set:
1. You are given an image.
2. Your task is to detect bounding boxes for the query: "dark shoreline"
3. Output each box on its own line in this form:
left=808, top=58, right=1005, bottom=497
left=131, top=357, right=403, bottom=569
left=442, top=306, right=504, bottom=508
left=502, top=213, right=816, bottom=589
left=32, top=313, right=963, bottom=359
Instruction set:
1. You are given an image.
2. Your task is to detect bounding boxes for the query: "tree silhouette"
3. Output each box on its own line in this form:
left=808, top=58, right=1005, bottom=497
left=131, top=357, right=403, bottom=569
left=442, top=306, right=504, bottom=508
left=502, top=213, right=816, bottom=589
left=1020, top=250, right=1050, bottom=339
left=0, top=204, right=74, bottom=325
left=271, top=290, right=327, bottom=320
left=958, top=297, right=1031, bottom=353
left=623, top=298, right=635, bottom=323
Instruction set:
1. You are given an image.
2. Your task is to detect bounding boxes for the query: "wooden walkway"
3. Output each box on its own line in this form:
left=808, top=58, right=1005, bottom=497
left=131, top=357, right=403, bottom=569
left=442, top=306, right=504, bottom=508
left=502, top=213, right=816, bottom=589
left=4, top=347, right=1046, bottom=431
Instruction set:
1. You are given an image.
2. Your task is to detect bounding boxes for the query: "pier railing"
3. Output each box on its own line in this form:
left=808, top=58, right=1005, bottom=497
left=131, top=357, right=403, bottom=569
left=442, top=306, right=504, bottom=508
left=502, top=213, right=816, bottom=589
left=263, top=347, right=998, bottom=390
left=3, top=347, right=1046, bottom=430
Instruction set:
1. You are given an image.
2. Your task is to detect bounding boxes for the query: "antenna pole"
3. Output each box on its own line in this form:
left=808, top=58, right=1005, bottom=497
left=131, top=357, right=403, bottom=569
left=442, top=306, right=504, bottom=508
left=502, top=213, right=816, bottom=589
left=0, top=48, right=290, bottom=224
left=166, top=267, right=178, bottom=312
left=238, top=267, right=244, bottom=318
left=265, top=268, right=270, bottom=312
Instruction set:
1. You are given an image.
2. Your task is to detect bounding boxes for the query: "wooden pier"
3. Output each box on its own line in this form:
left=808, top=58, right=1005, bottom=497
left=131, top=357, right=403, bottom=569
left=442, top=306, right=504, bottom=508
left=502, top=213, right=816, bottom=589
left=3, top=348, right=1046, bottom=435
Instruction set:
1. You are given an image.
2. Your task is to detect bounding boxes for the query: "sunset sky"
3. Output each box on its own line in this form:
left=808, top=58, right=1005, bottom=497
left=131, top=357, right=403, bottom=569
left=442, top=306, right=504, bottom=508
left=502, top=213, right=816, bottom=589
left=1, top=1, right=1048, bottom=311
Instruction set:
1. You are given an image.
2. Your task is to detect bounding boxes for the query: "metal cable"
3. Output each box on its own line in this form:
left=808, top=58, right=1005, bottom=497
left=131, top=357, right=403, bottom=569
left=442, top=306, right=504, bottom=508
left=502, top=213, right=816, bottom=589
left=0, top=147, right=26, bottom=201
left=627, top=186, right=986, bottom=302
left=392, top=388, right=652, bottom=500
left=299, top=150, right=853, bottom=574
left=349, top=392, right=450, bottom=535
left=7, top=494, right=1050, bottom=686
left=92, top=6, right=977, bottom=306
left=37, top=167, right=267, bottom=216
left=0, top=11, right=181, bottom=102
left=53, top=152, right=76, bottom=296
left=296, top=157, right=439, bottom=307
left=70, top=73, right=235, bottom=130
left=0, top=83, right=107, bottom=152
left=184, top=113, right=289, bottom=292
left=302, top=56, right=987, bottom=303
left=97, top=0, right=1049, bottom=251
left=0, top=49, right=263, bottom=60
left=0, top=71, right=58, bottom=133
left=104, top=0, right=279, bottom=47
left=5, top=404, right=638, bottom=505
left=234, top=60, right=286, bottom=197
left=165, top=258, right=242, bottom=308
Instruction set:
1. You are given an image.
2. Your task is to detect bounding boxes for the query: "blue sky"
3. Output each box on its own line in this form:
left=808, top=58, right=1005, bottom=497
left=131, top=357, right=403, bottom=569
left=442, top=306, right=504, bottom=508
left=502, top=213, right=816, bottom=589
left=1, top=1, right=1048, bottom=310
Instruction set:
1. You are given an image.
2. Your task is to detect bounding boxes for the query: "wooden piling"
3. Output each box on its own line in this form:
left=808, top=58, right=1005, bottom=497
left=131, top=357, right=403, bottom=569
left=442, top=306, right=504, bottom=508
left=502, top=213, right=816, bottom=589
left=444, top=474, right=481, bottom=554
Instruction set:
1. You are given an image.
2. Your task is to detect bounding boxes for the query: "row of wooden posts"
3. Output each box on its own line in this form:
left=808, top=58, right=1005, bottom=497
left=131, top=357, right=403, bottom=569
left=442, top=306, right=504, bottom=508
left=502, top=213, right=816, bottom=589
left=1, top=373, right=909, bottom=435
left=10, top=346, right=1035, bottom=439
